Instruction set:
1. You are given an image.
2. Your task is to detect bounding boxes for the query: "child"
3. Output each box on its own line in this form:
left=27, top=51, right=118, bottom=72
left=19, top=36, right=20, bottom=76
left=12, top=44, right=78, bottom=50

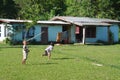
left=22, top=40, right=30, bottom=64
left=42, top=42, right=54, bottom=60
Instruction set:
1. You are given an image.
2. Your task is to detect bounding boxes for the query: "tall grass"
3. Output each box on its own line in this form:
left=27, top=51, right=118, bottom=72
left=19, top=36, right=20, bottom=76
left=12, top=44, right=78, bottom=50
left=0, top=44, right=120, bottom=80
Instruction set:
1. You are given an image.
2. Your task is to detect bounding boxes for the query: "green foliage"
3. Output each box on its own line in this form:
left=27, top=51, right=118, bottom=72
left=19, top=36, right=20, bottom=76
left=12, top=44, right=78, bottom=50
left=0, top=0, right=120, bottom=20
left=1, top=0, right=120, bottom=41
left=0, top=45, right=120, bottom=80
left=0, top=0, right=20, bottom=18
left=3, top=38, right=12, bottom=45
left=65, top=0, right=120, bottom=20
left=14, top=0, right=67, bottom=20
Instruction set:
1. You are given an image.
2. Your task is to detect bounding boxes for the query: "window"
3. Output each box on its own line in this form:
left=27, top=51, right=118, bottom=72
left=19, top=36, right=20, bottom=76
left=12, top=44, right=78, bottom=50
left=0, top=26, right=1, bottom=37
left=23, top=27, right=35, bottom=39
left=0, top=26, right=1, bottom=32
left=86, top=27, right=96, bottom=38
left=27, top=27, right=35, bottom=37
left=4, top=26, right=6, bottom=37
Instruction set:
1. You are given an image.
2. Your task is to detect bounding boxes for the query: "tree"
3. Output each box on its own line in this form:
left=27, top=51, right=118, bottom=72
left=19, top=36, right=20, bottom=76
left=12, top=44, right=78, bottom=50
left=18, top=0, right=41, bottom=40
left=0, top=0, right=4, bottom=18
left=65, top=0, right=120, bottom=20
left=65, top=0, right=92, bottom=17
left=110, top=0, right=120, bottom=20
left=36, top=0, right=67, bottom=19
left=1, top=0, right=21, bottom=19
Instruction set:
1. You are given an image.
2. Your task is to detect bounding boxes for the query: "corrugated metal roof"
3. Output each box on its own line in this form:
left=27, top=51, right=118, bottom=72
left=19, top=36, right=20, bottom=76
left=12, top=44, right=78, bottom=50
left=51, top=16, right=98, bottom=23
left=91, top=18, right=120, bottom=23
left=74, top=22, right=111, bottom=26
left=51, top=16, right=120, bottom=26
left=37, top=21, right=70, bottom=25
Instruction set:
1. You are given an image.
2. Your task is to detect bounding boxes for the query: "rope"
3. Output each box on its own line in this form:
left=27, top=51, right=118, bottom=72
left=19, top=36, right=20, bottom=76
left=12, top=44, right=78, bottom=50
left=26, top=31, right=44, bottom=42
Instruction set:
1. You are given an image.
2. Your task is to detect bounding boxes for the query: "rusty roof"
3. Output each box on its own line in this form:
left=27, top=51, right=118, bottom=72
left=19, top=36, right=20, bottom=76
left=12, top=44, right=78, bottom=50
left=37, top=21, right=70, bottom=25
left=0, top=19, right=32, bottom=23
left=51, top=16, right=120, bottom=26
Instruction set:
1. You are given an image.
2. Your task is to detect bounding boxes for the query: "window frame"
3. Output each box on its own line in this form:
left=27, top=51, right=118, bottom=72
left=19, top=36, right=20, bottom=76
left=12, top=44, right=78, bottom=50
left=85, top=27, right=96, bottom=38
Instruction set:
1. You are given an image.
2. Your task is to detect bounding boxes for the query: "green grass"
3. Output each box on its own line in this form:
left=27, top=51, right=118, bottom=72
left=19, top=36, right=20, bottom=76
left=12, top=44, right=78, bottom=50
left=0, top=44, right=120, bottom=80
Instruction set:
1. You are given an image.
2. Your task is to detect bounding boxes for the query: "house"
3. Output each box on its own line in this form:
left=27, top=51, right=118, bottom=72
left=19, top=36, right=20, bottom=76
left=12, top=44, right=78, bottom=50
left=51, top=16, right=120, bottom=44
left=0, top=16, right=120, bottom=44
left=0, top=19, right=32, bottom=42
left=36, top=21, right=70, bottom=44
left=0, top=19, right=70, bottom=44
left=0, top=20, right=8, bottom=42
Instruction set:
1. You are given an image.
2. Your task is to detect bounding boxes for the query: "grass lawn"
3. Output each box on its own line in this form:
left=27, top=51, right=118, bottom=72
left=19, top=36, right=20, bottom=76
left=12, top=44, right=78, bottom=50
left=0, top=44, right=120, bottom=80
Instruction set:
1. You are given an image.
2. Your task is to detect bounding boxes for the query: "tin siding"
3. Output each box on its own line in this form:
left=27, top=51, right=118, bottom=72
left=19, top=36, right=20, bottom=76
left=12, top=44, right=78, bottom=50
left=110, top=25, right=119, bottom=42
left=32, top=25, right=62, bottom=42
left=34, top=25, right=41, bottom=41
left=70, top=25, right=76, bottom=43
left=85, top=25, right=119, bottom=43
left=97, top=27, right=108, bottom=42
left=12, top=24, right=24, bottom=41
left=2, top=23, right=118, bottom=43
left=48, top=25, right=62, bottom=41
left=85, top=27, right=108, bottom=43
left=14, top=32, right=22, bottom=41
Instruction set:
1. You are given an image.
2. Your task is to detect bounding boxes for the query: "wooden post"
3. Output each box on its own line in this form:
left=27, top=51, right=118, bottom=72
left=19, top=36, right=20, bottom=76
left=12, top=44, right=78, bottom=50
left=82, top=26, right=86, bottom=44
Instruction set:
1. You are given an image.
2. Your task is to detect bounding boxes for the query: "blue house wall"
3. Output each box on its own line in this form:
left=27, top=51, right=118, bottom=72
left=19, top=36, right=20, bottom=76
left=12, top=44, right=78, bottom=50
left=70, top=25, right=76, bottom=43
left=1, top=22, right=118, bottom=44
left=85, top=24, right=119, bottom=43
left=96, top=26, right=108, bottom=42
left=12, top=24, right=24, bottom=41
left=48, top=25, right=62, bottom=41
left=110, top=24, right=119, bottom=42
left=33, top=25, right=62, bottom=42
left=34, top=25, right=41, bottom=41
left=81, top=26, right=108, bottom=43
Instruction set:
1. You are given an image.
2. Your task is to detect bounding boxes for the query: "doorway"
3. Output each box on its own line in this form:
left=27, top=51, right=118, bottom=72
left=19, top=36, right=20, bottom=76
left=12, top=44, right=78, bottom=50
left=75, top=26, right=83, bottom=42
left=41, top=27, right=48, bottom=44
left=61, top=25, right=70, bottom=43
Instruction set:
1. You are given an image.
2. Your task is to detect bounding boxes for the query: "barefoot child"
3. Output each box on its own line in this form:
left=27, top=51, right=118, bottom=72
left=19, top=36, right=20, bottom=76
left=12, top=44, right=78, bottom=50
left=42, top=42, right=54, bottom=60
left=22, top=40, right=29, bottom=64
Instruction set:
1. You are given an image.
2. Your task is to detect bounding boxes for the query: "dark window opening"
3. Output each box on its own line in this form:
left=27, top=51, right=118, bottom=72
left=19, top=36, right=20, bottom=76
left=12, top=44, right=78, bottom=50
left=0, top=26, right=1, bottom=32
left=86, top=27, right=96, bottom=38
left=27, top=27, right=35, bottom=38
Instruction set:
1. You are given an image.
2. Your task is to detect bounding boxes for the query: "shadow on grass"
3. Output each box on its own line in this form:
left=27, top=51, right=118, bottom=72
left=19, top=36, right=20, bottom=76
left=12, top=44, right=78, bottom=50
left=39, top=62, right=58, bottom=65
left=109, top=65, right=120, bottom=70
left=0, top=46, right=22, bottom=48
left=82, top=56, right=120, bottom=70
left=52, top=57, right=74, bottom=60
left=27, top=62, right=58, bottom=66
left=85, top=43, right=118, bottom=46
left=82, top=56, right=99, bottom=63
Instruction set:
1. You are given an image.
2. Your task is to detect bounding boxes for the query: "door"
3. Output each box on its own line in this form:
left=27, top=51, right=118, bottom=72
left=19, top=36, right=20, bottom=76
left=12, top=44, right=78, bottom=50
left=75, top=26, right=83, bottom=42
left=41, top=27, right=48, bottom=44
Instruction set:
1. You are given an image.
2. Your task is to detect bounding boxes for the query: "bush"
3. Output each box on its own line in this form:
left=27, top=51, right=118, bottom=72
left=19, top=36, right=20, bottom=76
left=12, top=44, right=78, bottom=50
left=3, top=38, right=12, bottom=45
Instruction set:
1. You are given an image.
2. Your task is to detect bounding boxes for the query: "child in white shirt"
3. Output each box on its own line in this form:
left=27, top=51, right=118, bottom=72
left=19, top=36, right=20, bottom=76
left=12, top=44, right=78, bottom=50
left=42, top=42, right=54, bottom=60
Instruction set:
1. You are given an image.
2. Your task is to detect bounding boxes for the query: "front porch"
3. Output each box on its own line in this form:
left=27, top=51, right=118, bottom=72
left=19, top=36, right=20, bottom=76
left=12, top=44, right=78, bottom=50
left=75, top=25, right=112, bottom=44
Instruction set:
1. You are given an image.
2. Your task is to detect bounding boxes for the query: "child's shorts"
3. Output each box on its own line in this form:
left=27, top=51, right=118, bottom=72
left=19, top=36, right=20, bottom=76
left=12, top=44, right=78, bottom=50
left=44, top=50, right=48, bottom=56
left=43, top=50, right=51, bottom=56
left=46, top=50, right=51, bottom=54
left=23, top=51, right=28, bottom=60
